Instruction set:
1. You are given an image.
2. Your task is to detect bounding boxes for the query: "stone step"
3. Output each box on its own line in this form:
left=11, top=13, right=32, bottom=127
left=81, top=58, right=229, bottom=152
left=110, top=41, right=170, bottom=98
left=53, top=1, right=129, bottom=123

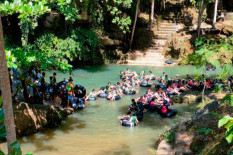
left=154, top=35, right=170, bottom=39
left=133, top=52, right=164, bottom=56
left=134, top=58, right=165, bottom=62
left=159, top=22, right=174, bottom=25
left=149, top=47, right=164, bottom=50
left=157, top=31, right=174, bottom=35
left=158, top=26, right=175, bottom=29
left=126, top=60, right=165, bottom=66
left=153, top=39, right=167, bottom=43
left=157, top=28, right=175, bottom=31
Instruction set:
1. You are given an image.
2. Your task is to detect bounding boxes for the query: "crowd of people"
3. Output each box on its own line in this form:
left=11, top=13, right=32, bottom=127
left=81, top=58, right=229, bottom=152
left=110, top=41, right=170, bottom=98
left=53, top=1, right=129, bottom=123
left=4, top=67, right=233, bottom=122
left=85, top=81, right=137, bottom=101
left=118, top=68, right=233, bottom=126
left=7, top=68, right=81, bottom=108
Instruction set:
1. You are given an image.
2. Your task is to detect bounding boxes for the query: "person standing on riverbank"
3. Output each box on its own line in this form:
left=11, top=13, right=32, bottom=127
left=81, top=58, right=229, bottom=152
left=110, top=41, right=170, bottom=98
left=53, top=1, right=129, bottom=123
left=67, top=78, right=74, bottom=108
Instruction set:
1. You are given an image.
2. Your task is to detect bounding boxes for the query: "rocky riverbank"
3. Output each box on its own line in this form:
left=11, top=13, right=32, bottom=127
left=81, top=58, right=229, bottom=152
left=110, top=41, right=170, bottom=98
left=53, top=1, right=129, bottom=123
left=13, top=103, right=73, bottom=138
left=156, top=97, right=233, bottom=155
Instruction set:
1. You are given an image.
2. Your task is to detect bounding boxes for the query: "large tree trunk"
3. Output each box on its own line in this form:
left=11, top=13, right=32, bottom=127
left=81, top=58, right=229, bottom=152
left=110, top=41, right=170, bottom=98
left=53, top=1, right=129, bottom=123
left=129, top=0, right=140, bottom=49
left=212, top=0, right=218, bottom=28
left=0, top=15, right=17, bottom=153
left=150, top=0, right=155, bottom=30
left=197, top=1, right=206, bottom=38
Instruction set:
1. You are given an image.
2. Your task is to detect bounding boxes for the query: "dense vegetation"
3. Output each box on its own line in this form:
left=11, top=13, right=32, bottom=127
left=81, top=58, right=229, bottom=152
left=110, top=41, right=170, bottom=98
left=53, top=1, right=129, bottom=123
left=0, top=0, right=233, bottom=154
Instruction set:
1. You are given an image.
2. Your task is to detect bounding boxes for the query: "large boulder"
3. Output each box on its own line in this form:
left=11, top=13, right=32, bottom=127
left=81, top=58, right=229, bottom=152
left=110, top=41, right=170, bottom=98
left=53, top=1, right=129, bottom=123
left=13, top=102, right=73, bottom=137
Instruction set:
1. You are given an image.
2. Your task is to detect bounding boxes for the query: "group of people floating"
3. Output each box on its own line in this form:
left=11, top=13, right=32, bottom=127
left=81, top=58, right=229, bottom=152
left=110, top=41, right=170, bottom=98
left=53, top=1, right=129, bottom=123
left=6, top=67, right=233, bottom=127
left=117, top=68, right=233, bottom=127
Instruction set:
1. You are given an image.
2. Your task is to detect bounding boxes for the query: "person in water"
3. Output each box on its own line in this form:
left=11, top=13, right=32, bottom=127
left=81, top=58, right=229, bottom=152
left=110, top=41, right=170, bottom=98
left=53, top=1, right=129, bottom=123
left=118, top=111, right=131, bottom=121
left=160, top=100, right=172, bottom=114
left=86, top=89, right=97, bottom=101
left=147, top=71, right=155, bottom=80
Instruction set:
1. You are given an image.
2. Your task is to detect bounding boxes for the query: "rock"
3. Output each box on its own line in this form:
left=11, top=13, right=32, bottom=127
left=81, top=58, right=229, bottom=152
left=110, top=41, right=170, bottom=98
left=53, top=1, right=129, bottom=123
left=182, top=94, right=198, bottom=104
left=171, top=96, right=183, bottom=104
left=156, top=140, right=174, bottom=155
left=173, top=120, right=193, bottom=132
left=174, top=132, right=194, bottom=155
left=13, top=102, right=73, bottom=137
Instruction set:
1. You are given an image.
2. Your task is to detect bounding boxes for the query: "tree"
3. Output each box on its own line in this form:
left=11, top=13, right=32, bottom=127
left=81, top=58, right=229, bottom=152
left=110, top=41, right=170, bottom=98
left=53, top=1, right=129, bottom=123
left=129, top=0, right=140, bottom=49
left=150, top=0, right=155, bottom=30
left=190, top=0, right=211, bottom=37
left=212, top=0, right=218, bottom=28
left=0, top=15, right=17, bottom=154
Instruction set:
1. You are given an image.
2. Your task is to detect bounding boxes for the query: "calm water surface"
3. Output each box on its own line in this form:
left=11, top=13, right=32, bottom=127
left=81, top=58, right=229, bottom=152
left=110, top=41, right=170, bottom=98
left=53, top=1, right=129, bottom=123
left=4, top=65, right=222, bottom=155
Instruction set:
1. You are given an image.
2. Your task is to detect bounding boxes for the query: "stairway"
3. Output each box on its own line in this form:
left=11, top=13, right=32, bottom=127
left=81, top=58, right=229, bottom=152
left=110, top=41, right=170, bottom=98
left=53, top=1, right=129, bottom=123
left=126, top=21, right=176, bottom=66
left=125, top=2, right=185, bottom=66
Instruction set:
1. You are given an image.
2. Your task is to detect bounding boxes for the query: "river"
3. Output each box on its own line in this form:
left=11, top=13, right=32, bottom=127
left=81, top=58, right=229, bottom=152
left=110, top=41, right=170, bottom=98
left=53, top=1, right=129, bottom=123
left=3, top=65, right=221, bottom=155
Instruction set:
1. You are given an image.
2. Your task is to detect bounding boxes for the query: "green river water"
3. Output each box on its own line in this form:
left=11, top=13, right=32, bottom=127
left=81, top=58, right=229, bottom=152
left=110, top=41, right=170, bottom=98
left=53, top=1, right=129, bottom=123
left=3, top=65, right=222, bottom=155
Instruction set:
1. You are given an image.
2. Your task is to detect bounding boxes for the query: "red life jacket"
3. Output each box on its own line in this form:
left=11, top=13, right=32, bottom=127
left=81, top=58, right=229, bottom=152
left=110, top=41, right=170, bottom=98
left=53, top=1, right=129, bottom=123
left=150, top=101, right=156, bottom=106
left=161, top=105, right=168, bottom=113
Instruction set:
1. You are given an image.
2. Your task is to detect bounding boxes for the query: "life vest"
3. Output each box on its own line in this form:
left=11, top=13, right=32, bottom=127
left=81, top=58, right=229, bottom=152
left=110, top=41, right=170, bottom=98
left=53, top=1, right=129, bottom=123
left=150, top=101, right=156, bottom=106
left=67, top=84, right=72, bottom=91
left=161, top=105, right=168, bottom=113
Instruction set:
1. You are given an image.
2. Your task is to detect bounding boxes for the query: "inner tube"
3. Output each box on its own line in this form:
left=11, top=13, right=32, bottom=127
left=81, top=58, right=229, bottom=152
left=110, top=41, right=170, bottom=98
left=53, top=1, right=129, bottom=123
left=115, top=95, right=121, bottom=100
left=71, top=98, right=85, bottom=110
left=98, top=93, right=108, bottom=98
left=165, top=59, right=174, bottom=64
left=151, top=77, right=155, bottom=80
left=121, top=121, right=136, bottom=127
left=123, top=90, right=136, bottom=95
left=149, top=104, right=159, bottom=111
left=45, top=88, right=50, bottom=101
left=107, top=95, right=121, bottom=100
left=140, top=83, right=151, bottom=87
left=87, top=97, right=96, bottom=101
left=136, top=111, right=144, bottom=121
left=160, top=110, right=177, bottom=118
left=206, top=66, right=216, bottom=71
left=74, top=85, right=86, bottom=98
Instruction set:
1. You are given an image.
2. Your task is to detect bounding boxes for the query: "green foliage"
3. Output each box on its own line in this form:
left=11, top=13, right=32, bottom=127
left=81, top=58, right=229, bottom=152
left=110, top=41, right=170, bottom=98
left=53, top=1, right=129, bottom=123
left=221, top=94, right=233, bottom=106
left=209, top=111, right=223, bottom=119
left=190, top=0, right=212, bottom=8
left=197, top=128, right=213, bottom=135
left=218, top=115, right=233, bottom=143
left=0, top=108, right=22, bottom=154
left=188, top=36, right=233, bottom=78
left=10, top=141, right=22, bottom=155
left=5, top=28, right=101, bottom=72
left=0, top=0, right=79, bottom=46
left=164, top=131, right=175, bottom=143
left=214, top=84, right=223, bottom=93
left=106, top=0, right=133, bottom=33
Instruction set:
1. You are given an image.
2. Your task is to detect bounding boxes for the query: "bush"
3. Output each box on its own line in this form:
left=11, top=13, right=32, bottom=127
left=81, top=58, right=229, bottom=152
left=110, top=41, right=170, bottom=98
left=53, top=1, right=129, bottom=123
left=164, top=131, right=175, bottom=143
